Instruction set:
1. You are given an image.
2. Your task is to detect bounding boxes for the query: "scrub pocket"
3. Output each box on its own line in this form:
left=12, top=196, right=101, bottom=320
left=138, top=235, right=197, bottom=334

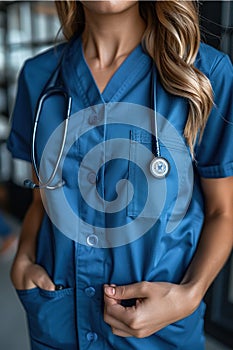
left=127, top=129, right=156, bottom=218
left=17, top=287, right=78, bottom=350
left=127, top=129, right=192, bottom=223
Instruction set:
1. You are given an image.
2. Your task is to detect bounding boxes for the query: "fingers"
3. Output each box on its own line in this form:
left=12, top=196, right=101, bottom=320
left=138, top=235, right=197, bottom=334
left=31, top=265, right=55, bottom=291
left=103, top=282, right=152, bottom=338
left=14, top=262, right=55, bottom=291
left=104, top=296, right=134, bottom=337
left=104, top=293, right=141, bottom=335
left=104, top=294, right=135, bottom=324
left=104, top=308, right=132, bottom=335
left=111, top=328, right=133, bottom=337
left=104, top=281, right=150, bottom=300
left=104, top=296, right=149, bottom=338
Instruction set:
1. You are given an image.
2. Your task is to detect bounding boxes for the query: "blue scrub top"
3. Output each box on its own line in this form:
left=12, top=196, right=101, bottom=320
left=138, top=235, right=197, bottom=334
left=7, top=36, right=233, bottom=350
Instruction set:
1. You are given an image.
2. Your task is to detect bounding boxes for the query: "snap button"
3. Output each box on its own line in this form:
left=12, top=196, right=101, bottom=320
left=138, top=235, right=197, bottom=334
left=87, top=172, right=96, bottom=184
left=86, top=332, right=98, bottom=342
left=86, top=234, right=98, bottom=247
left=84, top=286, right=96, bottom=297
left=88, top=114, right=98, bottom=125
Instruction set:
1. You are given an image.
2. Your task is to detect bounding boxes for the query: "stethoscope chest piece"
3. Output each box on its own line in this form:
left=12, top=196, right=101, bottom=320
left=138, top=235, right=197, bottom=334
left=150, top=157, right=170, bottom=179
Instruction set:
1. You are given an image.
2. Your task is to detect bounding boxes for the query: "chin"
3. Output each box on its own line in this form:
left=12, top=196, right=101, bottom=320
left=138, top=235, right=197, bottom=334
left=80, top=1, right=138, bottom=15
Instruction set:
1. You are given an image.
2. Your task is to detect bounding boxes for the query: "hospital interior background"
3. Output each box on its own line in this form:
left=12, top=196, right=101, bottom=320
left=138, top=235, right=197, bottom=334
left=0, top=1, right=232, bottom=349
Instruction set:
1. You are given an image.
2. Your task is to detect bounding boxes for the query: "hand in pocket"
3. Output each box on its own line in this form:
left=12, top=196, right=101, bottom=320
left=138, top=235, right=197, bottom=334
left=11, top=256, right=55, bottom=291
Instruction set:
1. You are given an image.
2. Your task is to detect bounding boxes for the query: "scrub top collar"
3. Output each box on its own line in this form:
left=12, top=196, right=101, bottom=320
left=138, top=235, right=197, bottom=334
left=62, top=35, right=152, bottom=108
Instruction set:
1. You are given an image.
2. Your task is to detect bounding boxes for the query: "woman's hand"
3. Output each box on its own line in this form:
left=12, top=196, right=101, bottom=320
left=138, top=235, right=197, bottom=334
left=104, top=281, right=199, bottom=338
left=11, top=255, right=55, bottom=291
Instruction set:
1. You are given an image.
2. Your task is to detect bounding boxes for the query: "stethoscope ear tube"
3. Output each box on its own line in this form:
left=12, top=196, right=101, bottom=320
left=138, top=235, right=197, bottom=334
left=24, top=179, right=38, bottom=189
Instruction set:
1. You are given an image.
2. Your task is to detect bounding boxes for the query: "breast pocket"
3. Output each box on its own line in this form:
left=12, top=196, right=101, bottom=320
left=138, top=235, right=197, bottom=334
left=127, top=129, right=166, bottom=218
left=127, top=129, right=193, bottom=227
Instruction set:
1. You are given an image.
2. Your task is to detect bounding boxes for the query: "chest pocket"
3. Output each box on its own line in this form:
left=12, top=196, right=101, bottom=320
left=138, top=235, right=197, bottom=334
left=127, top=129, right=193, bottom=227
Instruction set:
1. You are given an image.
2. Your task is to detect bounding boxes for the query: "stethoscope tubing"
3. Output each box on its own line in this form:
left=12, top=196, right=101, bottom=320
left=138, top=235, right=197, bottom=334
left=30, top=88, right=72, bottom=190
left=150, top=67, right=170, bottom=178
left=26, top=63, right=170, bottom=190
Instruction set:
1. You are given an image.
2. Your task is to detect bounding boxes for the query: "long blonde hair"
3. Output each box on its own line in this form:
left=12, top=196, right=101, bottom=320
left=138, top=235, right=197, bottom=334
left=55, top=0, right=213, bottom=155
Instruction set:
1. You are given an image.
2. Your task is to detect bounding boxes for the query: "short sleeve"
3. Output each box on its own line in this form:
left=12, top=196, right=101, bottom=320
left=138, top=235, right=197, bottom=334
left=195, top=54, right=233, bottom=178
left=7, top=64, right=33, bottom=163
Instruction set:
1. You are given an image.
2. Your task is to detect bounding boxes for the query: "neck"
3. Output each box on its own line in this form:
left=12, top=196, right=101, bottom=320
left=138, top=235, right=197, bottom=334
left=81, top=3, right=145, bottom=69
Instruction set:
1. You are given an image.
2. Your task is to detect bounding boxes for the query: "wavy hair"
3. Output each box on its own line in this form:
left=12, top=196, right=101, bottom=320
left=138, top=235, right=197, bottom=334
left=55, top=0, right=213, bottom=155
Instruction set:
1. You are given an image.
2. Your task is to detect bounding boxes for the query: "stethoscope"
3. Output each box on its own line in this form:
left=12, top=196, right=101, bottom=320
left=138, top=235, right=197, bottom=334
left=24, top=63, right=170, bottom=190
left=150, top=67, right=170, bottom=179
left=24, top=66, right=72, bottom=190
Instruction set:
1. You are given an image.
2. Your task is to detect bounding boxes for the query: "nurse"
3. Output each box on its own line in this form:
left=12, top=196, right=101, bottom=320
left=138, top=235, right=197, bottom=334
left=8, top=1, right=233, bottom=349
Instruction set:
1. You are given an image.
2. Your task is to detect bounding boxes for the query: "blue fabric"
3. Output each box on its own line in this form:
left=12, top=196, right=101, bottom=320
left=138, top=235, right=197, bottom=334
left=16, top=287, right=77, bottom=349
left=195, top=53, right=233, bottom=177
left=0, top=211, right=11, bottom=237
left=7, top=36, right=233, bottom=350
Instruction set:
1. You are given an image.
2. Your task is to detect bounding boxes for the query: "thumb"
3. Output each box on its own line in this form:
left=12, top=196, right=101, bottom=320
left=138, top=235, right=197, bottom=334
left=32, top=265, right=55, bottom=291
left=104, top=282, right=150, bottom=300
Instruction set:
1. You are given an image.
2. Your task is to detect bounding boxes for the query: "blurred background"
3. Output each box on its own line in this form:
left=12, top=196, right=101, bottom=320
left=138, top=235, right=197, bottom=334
left=0, top=1, right=232, bottom=349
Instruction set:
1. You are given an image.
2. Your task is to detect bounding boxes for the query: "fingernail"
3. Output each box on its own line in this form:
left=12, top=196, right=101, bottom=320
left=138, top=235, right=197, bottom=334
left=105, top=286, right=115, bottom=296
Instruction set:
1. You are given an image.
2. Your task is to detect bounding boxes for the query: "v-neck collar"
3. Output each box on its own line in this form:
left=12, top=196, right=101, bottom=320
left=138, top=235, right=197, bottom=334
left=63, top=35, right=151, bottom=107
